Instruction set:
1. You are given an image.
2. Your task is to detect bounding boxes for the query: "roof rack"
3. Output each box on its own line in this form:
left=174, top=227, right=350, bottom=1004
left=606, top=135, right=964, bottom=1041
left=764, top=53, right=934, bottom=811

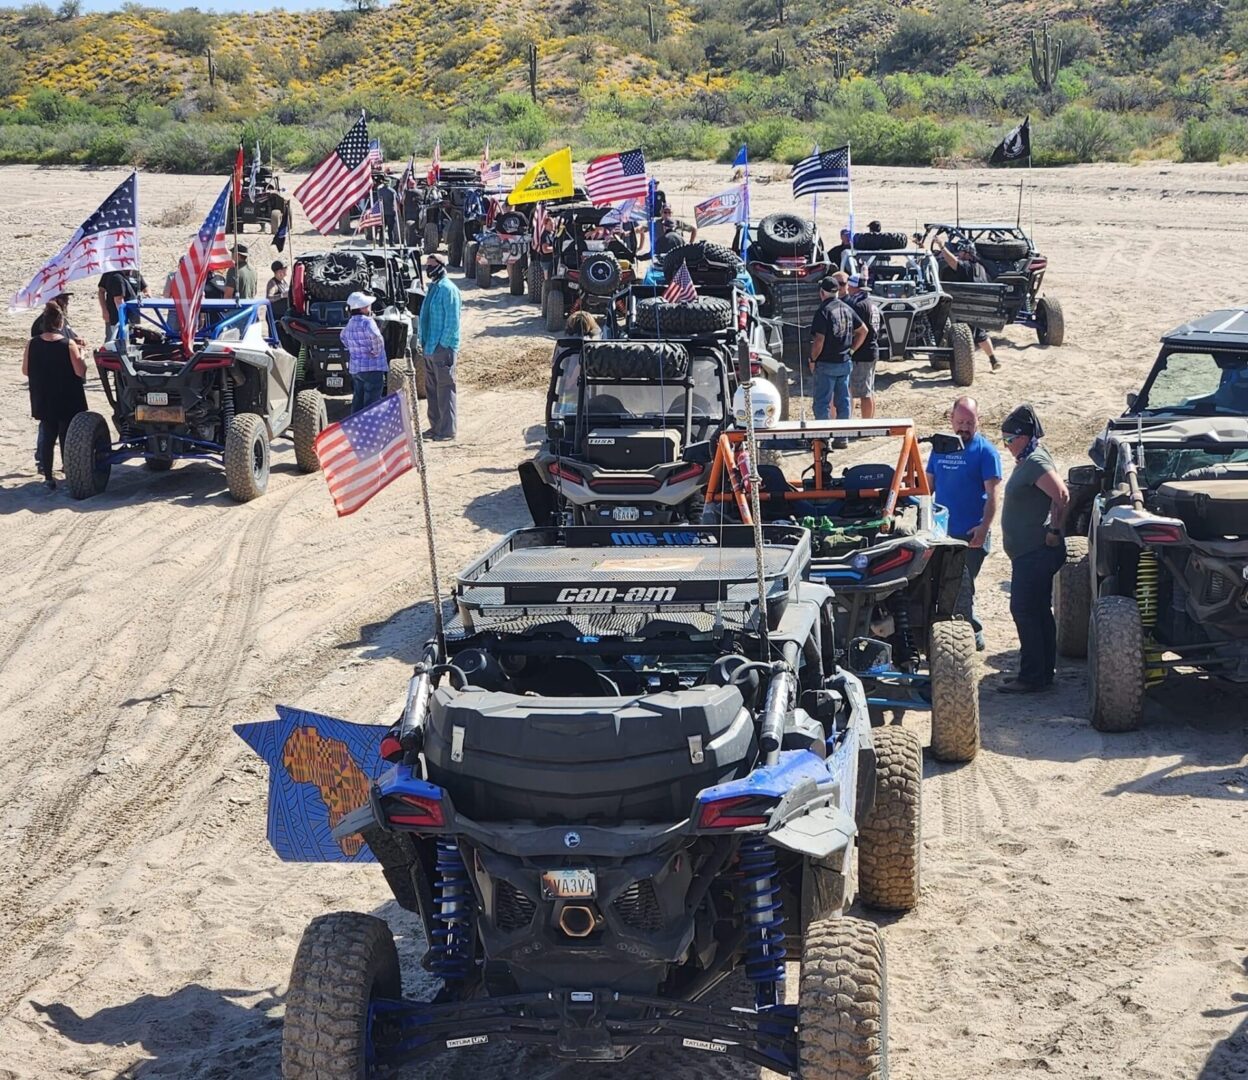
left=453, top=524, right=809, bottom=632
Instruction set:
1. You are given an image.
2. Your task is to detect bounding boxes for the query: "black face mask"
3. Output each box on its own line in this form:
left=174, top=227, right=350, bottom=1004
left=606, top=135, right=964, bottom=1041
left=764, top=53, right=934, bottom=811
left=425, top=263, right=444, bottom=279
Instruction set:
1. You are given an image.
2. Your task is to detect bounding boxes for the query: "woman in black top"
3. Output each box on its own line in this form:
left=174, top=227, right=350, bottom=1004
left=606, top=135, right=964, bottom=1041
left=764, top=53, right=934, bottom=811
left=23, top=301, right=87, bottom=489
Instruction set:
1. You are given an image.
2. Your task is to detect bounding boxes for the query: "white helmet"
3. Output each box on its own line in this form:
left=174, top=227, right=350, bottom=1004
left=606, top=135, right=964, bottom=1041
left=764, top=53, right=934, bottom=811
left=732, top=378, right=782, bottom=430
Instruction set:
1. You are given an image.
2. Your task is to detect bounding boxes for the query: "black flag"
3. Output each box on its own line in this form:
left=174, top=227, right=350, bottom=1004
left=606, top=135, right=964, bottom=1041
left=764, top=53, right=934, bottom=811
left=990, top=117, right=1031, bottom=165
left=272, top=202, right=291, bottom=253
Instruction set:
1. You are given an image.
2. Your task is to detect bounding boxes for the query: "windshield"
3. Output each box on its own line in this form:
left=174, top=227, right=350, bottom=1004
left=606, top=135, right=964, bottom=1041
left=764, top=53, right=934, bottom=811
left=1139, top=350, right=1248, bottom=415
left=1140, top=445, right=1248, bottom=487
left=552, top=356, right=724, bottom=421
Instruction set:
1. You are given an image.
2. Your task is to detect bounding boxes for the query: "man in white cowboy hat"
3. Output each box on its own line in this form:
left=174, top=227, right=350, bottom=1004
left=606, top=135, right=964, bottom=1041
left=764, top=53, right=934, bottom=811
left=341, top=290, right=389, bottom=414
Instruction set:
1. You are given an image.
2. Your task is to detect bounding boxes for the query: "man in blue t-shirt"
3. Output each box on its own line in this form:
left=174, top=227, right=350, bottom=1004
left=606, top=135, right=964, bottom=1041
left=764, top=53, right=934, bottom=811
left=926, top=395, right=1002, bottom=651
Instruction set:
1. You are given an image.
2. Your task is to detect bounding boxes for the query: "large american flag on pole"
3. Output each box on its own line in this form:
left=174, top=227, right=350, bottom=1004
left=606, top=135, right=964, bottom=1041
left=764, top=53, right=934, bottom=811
left=314, top=390, right=418, bottom=516
left=9, top=172, right=139, bottom=312
left=585, top=148, right=648, bottom=206
left=663, top=261, right=697, bottom=303
left=169, top=182, right=233, bottom=355
left=293, top=114, right=374, bottom=235
left=792, top=145, right=850, bottom=198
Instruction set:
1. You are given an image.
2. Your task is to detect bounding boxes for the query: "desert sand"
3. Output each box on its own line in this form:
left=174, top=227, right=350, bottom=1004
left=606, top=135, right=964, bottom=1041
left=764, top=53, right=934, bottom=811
left=0, top=161, right=1245, bottom=1080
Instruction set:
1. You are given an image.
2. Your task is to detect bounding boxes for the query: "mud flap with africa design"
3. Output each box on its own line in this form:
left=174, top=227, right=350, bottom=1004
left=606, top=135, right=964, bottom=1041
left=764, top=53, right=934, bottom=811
left=234, top=705, right=388, bottom=863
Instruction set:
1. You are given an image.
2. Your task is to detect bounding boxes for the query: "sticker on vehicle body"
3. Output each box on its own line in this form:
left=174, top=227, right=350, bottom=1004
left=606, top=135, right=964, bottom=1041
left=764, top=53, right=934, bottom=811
left=446, top=1035, right=489, bottom=1048
left=555, top=586, right=678, bottom=603
left=682, top=1038, right=728, bottom=1053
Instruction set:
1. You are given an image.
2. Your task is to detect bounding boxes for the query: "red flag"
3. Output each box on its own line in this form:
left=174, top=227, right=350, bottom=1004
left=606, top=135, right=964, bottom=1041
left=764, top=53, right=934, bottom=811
left=169, top=182, right=232, bottom=356
left=314, top=391, right=417, bottom=516
left=232, top=145, right=244, bottom=204
left=293, top=114, right=374, bottom=235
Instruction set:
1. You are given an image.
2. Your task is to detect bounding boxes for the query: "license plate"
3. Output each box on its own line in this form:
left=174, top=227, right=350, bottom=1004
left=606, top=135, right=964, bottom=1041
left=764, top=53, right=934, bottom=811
left=326, top=376, right=344, bottom=388
left=134, top=405, right=185, bottom=423
left=146, top=392, right=169, bottom=406
left=612, top=506, right=640, bottom=523
left=541, top=869, right=596, bottom=900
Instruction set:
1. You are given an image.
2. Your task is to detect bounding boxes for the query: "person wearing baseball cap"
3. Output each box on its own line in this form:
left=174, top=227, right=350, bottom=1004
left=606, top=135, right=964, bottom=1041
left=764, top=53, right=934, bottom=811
left=418, top=251, right=461, bottom=441
left=266, top=259, right=289, bottom=303
left=843, top=273, right=880, bottom=420
left=30, top=291, right=84, bottom=346
left=341, top=290, right=388, bottom=414
left=809, top=275, right=867, bottom=448
left=998, top=403, right=1070, bottom=693
left=224, top=242, right=256, bottom=299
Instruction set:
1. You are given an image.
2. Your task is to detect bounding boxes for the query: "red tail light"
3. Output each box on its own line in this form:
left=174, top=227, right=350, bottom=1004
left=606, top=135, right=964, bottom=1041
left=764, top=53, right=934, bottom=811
left=95, top=348, right=121, bottom=370
left=1028, top=257, right=1047, bottom=272
left=668, top=463, right=703, bottom=484
left=869, top=548, right=915, bottom=577
left=386, top=794, right=445, bottom=828
left=698, top=795, right=777, bottom=830
left=1137, top=523, right=1183, bottom=544
left=194, top=347, right=235, bottom=369
left=286, top=318, right=310, bottom=335
left=549, top=462, right=583, bottom=484
left=291, top=261, right=306, bottom=313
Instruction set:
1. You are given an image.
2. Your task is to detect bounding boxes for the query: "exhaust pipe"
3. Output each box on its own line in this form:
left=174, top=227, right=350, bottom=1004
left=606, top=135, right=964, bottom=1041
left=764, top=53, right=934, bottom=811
left=558, top=904, right=598, bottom=938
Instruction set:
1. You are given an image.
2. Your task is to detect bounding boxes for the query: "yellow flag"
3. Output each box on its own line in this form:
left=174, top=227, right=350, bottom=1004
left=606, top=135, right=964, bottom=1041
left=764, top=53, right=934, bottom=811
left=507, top=147, right=574, bottom=205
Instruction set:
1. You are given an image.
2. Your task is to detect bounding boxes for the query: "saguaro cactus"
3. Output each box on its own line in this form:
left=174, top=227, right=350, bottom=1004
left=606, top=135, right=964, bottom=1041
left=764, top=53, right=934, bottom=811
left=205, top=45, right=216, bottom=87
left=646, top=3, right=659, bottom=44
left=1029, top=24, right=1063, bottom=93
left=831, top=53, right=849, bottom=80
left=775, top=0, right=785, bottom=26
left=527, top=42, right=538, bottom=102
left=771, top=40, right=787, bottom=73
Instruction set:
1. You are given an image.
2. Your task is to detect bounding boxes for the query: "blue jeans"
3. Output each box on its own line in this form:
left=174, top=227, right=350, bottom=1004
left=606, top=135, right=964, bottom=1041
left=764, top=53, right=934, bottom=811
left=1008, top=544, right=1065, bottom=686
left=350, top=370, right=387, bottom=414
left=813, top=361, right=851, bottom=420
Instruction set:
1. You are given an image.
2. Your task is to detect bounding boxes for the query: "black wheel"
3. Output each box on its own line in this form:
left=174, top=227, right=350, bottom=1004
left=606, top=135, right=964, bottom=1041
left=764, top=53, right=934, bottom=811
left=507, top=260, right=526, bottom=296
left=462, top=240, right=479, bottom=279
left=306, top=251, right=368, bottom=303
left=799, top=916, right=889, bottom=1079
left=282, top=912, right=401, bottom=1080
left=526, top=256, right=542, bottom=302
left=584, top=339, right=689, bottom=379
left=1089, top=596, right=1145, bottom=732
left=496, top=210, right=528, bottom=235
left=948, top=322, right=975, bottom=387
left=634, top=296, right=733, bottom=335
left=852, top=230, right=907, bottom=251
left=976, top=238, right=1030, bottom=262
left=64, top=411, right=112, bottom=499
left=223, top=413, right=270, bottom=502
left=858, top=726, right=922, bottom=912
left=291, top=390, right=326, bottom=474
left=929, top=620, right=980, bottom=762
left=662, top=241, right=743, bottom=284
left=1055, top=536, right=1090, bottom=658
left=544, top=287, right=566, bottom=332
left=757, top=212, right=815, bottom=258
left=423, top=221, right=440, bottom=255
left=580, top=251, right=621, bottom=296
left=446, top=221, right=464, bottom=268
left=1036, top=296, right=1065, bottom=346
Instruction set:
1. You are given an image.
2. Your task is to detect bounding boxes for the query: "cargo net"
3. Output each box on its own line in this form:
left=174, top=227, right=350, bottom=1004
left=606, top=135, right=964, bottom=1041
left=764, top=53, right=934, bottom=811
left=445, top=607, right=748, bottom=639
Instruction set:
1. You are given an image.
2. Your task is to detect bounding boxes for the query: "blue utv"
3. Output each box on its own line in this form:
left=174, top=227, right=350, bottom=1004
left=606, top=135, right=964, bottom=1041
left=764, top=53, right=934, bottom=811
left=238, top=524, right=922, bottom=1079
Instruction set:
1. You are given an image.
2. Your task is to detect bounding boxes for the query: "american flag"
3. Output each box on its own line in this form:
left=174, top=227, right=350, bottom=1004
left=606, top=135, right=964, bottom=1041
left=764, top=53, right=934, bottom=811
left=585, top=148, right=648, bottom=206
left=314, top=391, right=418, bottom=517
left=398, top=154, right=417, bottom=192
left=481, top=161, right=502, bottom=185
left=531, top=201, right=549, bottom=245
left=293, top=114, right=375, bottom=235
left=427, top=139, right=441, bottom=186
left=663, top=261, right=697, bottom=303
left=601, top=198, right=648, bottom=225
left=169, top=182, right=233, bottom=355
left=356, top=197, right=384, bottom=231
left=367, top=138, right=383, bottom=168
left=792, top=145, right=850, bottom=198
left=10, top=171, right=139, bottom=312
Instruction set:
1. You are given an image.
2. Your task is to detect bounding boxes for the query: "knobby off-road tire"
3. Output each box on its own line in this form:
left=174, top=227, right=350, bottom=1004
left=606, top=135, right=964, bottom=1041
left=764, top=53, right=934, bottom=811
left=423, top=222, right=440, bottom=255
left=544, top=287, right=566, bottom=333
left=857, top=726, right=922, bottom=912
left=1054, top=536, right=1091, bottom=658
left=508, top=260, right=526, bottom=296
left=929, top=619, right=980, bottom=762
left=475, top=255, right=493, bottom=288
left=976, top=238, right=1030, bottom=262
left=526, top=255, right=543, bottom=303
left=291, top=390, right=326, bottom=474
left=583, top=340, right=689, bottom=380
left=1037, top=296, right=1065, bottom=347
left=306, top=251, right=368, bottom=303
left=580, top=251, right=621, bottom=297
left=282, top=911, right=401, bottom=1080
left=635, top=296, right=733, bottom=335
left=948, top=322, right=975, bottom=388
left=757, top=212, right=816, bottom=259
left=447, top=222, right=464, bottom=268
left=799, top=915, right=889, bottom=1080
left=462, top=240, right=479, bottom=280
left=223, top=412, right=270, bottom=502
left=390, top=352, right=427, bottom=400
left=1089, top=596, right=1145, bottom=732
left=64, top=410, right=112, bottom=499
left=662, top=241, right=743, bottom=283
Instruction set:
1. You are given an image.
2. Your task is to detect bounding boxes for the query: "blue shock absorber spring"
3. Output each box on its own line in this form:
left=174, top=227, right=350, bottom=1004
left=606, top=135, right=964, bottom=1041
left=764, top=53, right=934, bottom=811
left=430, top=840, right=474, bottom=983
left=739, top=839, right=786, bottom=1008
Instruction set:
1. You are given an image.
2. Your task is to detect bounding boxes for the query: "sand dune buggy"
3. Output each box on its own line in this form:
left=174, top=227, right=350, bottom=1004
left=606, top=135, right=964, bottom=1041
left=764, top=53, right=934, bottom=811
left=280, top=243, right=426, bottom=401
left=239, top=522, right=922, bottom=1079
left=468, top=206, right=530, bottom=292
left=519, top=336, right=731, bottom=527
left=66, top=299, right=325, bottom=502
left=227, top=163, right=289, bottom=234
left=923, top=223, right=1064, bottom=346
left=1056, top=311, right=1248, bottom=730
left=705, top=418, right=980, bottom=761
left=542, top=204, right=642, bottom=332
left=411, top=168, right=484, bottom=264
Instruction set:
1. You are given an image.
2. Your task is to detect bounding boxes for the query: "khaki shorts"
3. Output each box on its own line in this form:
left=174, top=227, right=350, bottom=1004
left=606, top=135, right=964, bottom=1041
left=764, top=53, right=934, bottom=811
left=850, top=360, right=876, bottom=398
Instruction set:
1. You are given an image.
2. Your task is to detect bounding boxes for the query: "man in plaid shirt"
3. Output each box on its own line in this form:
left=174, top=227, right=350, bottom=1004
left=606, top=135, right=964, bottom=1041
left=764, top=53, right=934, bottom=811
left=418, top=253, right=461, bottom=440
left=341, top=291, right=389, bottom=414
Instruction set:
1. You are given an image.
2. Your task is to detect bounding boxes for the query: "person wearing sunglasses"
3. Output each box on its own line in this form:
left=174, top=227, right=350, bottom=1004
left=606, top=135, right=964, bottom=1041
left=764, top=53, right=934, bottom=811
left=998, top=404, right=1070, bottom=693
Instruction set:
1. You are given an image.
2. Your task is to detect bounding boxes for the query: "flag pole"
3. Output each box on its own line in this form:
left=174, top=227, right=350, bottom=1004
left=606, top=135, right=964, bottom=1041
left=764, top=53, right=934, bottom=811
left=811, top=143, right=819, bottom=224
left=402, top=387, right=447, bottom=657
left=846, top=143, right=854, bottom=239
left=956, top=181, right=961, bottom=229
left=741, top=147, right=750, bottom=263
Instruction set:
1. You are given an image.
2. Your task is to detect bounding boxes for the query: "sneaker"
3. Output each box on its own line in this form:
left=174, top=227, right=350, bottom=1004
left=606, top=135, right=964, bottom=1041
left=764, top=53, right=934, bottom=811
left=996, top=677, right=1051, bottom=695
left=989, top=357, right=1001, bottom=372
left=831, top=436, right=850, bottom=450
left=974, top=631, right=986, bottom=652
left=43, top=477, right=57, bottom=491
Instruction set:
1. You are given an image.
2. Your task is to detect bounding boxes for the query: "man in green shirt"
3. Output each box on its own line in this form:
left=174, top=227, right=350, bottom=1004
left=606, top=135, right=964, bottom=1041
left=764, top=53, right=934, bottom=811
left=224, top=243, right=257, bottom=300
left=999, top=403, right=1070, bottom=693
